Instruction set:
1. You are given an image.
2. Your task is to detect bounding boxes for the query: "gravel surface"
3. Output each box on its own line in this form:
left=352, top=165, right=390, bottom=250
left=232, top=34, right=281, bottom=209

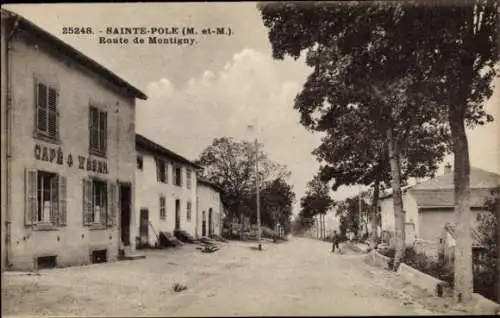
left=2, top=237, right=472, bottom=316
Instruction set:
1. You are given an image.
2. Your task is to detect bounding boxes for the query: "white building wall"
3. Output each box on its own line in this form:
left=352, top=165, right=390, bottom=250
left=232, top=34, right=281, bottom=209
left=197, top=182, right=223, bottom=237
left=379, top=191, right=419, bottom=237
left=135, top=148, right=198, bottom=247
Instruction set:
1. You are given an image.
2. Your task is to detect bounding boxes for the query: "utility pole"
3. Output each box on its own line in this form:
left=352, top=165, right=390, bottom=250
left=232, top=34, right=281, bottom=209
left=255, top=138, right=262, bottom=251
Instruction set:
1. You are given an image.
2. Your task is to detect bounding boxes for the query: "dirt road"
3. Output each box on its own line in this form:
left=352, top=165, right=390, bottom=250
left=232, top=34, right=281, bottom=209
left=2, top=237, right=467, bottom=316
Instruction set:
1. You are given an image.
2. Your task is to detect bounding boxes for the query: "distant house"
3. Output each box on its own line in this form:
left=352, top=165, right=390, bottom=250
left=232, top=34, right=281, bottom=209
left=411, top=167, right=499, bottom=244
left=197, top=177, right=225, bottom=237
left=135, top=134, right=201, bottom=248
left=378, top=184, right=418, bottom=246
left=379, top=166, right=500, bottom=250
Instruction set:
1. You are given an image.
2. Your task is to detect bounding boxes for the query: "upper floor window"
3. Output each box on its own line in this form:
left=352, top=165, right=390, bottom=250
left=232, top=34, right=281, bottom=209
left=89, top=106, right=107, bottom=156
left=137, top=155, right=143, bottom=170
left=187, top=169, right=192, bottom=189
left=155, top=158, right=167, bottom=183
left=174, top=166, right=182, bottom=187
left=35, top=81, right=59, bottom=141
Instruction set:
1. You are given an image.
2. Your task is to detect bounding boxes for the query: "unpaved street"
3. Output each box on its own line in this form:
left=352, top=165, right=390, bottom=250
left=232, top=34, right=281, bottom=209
left=2, top=237, right=467, bottom=316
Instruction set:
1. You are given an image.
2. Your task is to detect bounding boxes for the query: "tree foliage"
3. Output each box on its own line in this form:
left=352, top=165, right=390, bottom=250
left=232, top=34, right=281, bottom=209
left=259, top=0, right=498, bottom=300
left=299, top=174, right=334, bottom=219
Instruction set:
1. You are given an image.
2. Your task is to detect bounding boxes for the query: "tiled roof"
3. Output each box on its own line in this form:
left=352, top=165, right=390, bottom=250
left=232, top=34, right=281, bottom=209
left=2, top=9, right=147, bottom=100
left=411, top=167, right=500, bottom=191
left=198, top=177, right=225, bottom=193
left=136, top=134, right=202, bottom=169
left=444, top=222, right=485, bottom=247
left=411, top=188, right=494, bottom=208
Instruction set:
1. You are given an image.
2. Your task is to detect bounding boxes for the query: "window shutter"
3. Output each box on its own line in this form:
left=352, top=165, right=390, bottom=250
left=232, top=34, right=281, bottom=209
left=83, top=179, right=93, bottom=225
left=100, top=111, right=107, bottom=153
left=36, top=83, right=48, bottom=133
left=48, top=88, right=58, bottom=139
left=50, top=175, right=59, bottom=225
left=25, top=169, right=37, bottom=226
left=155, top=158, right=160, bottom=182
left=59, top=175, right=67, bottom=226
left=107, top=183, right=116, bottom=227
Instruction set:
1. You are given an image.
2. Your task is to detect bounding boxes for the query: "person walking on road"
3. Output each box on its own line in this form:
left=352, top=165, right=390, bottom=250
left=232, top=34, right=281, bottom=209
left=331, top=230, right=340, bottom=254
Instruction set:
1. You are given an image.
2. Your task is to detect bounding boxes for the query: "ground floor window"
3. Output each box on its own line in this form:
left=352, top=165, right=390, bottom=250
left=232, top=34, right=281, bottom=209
left=25, top=169, right=67, bottom=226
left=187, top=201, right=192, bottom=221
left=83, top=178, right=116, bottom=227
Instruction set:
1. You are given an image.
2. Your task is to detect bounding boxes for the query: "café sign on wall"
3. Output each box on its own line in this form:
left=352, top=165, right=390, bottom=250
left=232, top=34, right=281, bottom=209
left=34, top=143, right=109, bottom=174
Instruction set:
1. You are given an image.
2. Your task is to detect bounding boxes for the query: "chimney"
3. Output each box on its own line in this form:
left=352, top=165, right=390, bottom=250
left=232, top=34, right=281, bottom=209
left=444, top=162, right=452, bottom=174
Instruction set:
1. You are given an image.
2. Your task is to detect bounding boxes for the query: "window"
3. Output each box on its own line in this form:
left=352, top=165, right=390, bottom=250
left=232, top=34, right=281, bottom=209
left=137, top=155, right=143, bottom=170
left=187, top=169, right=192, bottom=189
left=160, top=196, right=166, bottom=220
left=35, top=81, right=58, bottom=140
left=25, top=169, right=67, bottom=226
left=187, top=201, right=192, bottom=221
left=83, top=179, right=116, bottom=227
left=155, top=158, right=167, bottom=183
left=89, top=106, right=107, bottom=155
left=175, top=166, right=182, bottom=186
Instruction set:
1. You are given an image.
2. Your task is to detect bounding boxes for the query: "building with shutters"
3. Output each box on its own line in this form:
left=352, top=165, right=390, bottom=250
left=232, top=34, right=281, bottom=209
left=197, top=177, right=224, bottom=238
left=135, top=134, right=201, bottom=247
left=1, top=9, right=147, bottom=271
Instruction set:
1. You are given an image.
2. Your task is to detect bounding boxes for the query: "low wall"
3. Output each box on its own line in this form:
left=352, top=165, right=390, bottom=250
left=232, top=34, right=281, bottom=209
left=397, top=263, right=499, bottom=314
left=470, top=292, right=500, bottom=315
left=397, top=263, right=452, bottom=297
left=364, top=250, right=391, bottom=270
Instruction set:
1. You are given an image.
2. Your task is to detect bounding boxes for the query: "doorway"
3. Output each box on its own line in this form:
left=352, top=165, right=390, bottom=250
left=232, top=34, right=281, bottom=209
left=208, top=208, right=213, bottom=236
left=139, top=209, right=149, bottom=248
left=175, top=199, right=181, bottom=230
left=119, top=184, right=131, bottom=246
left=202, top=210, right=207, bottom=237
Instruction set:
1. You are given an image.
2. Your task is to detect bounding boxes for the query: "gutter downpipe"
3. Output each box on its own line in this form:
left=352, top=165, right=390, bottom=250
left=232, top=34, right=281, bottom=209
left=5, top=15, right=20, bottom=269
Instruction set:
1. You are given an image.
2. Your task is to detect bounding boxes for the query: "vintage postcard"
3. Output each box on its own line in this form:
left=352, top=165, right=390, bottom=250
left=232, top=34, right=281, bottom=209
left=1, top=2, right=499, bottom=317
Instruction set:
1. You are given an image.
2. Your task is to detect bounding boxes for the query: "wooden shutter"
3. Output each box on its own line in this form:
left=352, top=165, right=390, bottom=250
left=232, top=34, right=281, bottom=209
left=47, top=87, right=58, bottom=139
left=107, top=183, right=116, bottom=227
left=155, top=158, right=160, bottom=182
left=59, top=175, right=67, bottom=226
left=25, top=169, right=37, bottom=226
left=100, top=111, right=107, bottom=153
left=82, top=179, right=93, bottom=225
left=36, top=82, right=48, bottom=133
left=50, top=175, right=59, bottom=225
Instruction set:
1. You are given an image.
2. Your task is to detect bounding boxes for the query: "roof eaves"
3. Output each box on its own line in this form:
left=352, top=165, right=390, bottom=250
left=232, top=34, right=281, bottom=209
left=4, top=9, right=147, bottom=100
left=135, top=134, right=202, bottom=169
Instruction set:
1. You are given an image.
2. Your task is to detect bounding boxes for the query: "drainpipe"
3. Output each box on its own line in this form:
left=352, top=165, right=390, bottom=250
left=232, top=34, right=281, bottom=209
left=5, top=15, right=20, bottom=269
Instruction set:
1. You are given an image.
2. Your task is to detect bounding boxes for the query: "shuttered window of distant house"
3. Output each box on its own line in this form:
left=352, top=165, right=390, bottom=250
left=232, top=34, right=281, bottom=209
left=187, top=201, right=192, bottom=221
left=160, top=196, right=166, bottom=220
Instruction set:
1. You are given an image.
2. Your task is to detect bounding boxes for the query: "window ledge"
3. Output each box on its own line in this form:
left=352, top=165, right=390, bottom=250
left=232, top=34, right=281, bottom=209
left=33, top=224, right=59, bottom=231
left=33, top=133, right=60, bottom=145
left=89, top=149, right=107, bottom=159
left=89, top=224, right=107, bottom=231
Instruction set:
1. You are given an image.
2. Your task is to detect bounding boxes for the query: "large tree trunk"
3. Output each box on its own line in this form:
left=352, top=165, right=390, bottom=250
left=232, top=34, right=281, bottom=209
left=387, top=128, right=405, bottom=271
left=370, top=180, right=381, bottom=248
left=449, top=108, right=473, bottom=303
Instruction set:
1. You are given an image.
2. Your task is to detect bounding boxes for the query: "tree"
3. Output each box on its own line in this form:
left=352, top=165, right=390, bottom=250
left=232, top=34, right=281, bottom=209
left=259, top=1, right=498, bottom=300
left=299, top=175, right=335, bottom=228
left=259, top=1, right=450, bottom=270
left=198, top=137, right=289, bottom=235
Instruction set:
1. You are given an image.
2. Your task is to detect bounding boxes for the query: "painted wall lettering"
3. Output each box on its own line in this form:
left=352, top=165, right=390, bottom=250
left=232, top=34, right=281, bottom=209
left=33, top=143, right=109, bottom=175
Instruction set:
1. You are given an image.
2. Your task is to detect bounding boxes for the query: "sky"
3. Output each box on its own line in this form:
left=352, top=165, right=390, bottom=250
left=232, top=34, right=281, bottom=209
left=5, top=3, right=499, bottom=216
